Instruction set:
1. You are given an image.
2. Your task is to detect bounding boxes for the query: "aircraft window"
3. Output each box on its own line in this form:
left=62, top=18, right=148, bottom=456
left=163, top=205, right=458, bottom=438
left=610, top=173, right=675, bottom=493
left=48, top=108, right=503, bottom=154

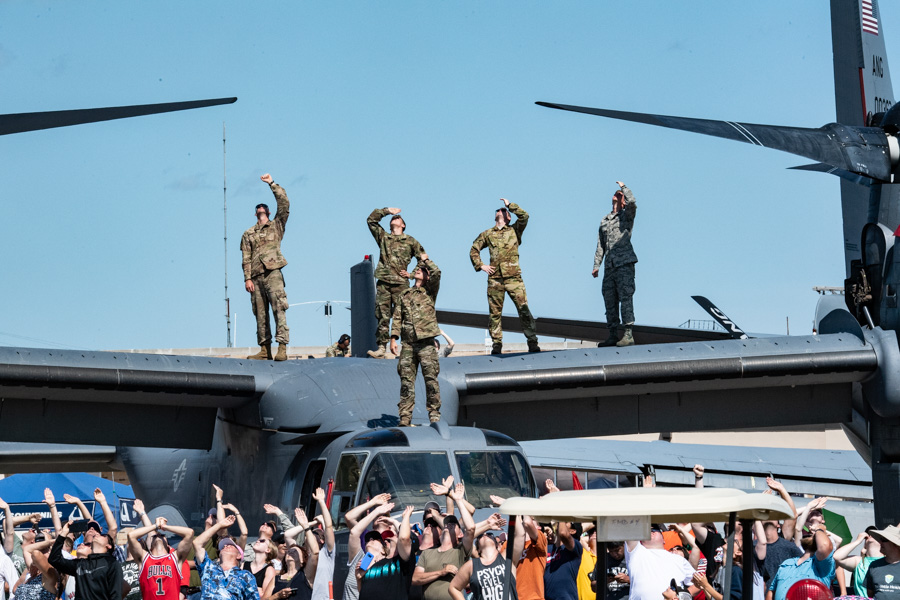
left=331, top=453, right=367, bottom=530
left=482, top=430, right=517, bottom=447
left=346, top=429, right=410, bottom=448
left=454, top=451, right=533, bottom=507
left=360, top=452, right=451, bottom=508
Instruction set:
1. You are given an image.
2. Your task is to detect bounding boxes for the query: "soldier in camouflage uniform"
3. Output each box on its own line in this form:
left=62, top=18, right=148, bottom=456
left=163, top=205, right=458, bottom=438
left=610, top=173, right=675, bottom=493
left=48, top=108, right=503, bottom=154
left=325, top=333, right=351, bottom=357
left=391, top=254, right=441, bottom=426
left=367, top=207, right=426, bottom=359
left=593, top=181, right=638, bottom=347
left=241, top=174, right=291, bottom=361
left=470, top=198, right=540, bottom=355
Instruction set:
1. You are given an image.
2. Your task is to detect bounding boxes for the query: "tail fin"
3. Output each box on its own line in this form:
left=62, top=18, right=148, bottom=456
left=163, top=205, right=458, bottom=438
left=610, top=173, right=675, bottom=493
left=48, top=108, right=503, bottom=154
left=350, top=257, right=377, bottom=356
left=831, top=0, right=896, bottom=276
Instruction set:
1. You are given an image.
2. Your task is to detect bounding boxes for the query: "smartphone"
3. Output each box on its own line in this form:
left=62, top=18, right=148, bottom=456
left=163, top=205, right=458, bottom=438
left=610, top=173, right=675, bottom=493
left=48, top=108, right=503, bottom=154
left=359, top=552, right=376, bottom=571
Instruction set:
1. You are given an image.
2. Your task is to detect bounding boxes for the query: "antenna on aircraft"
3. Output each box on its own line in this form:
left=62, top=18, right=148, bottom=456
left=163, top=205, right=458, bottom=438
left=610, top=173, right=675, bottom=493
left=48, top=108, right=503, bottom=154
left=223, top=123, right=233, bottom=348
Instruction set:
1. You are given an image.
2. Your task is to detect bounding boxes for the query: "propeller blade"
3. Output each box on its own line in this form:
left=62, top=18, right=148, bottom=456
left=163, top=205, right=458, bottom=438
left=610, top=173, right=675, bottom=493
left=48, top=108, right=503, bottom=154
left=691, top=295, right=749, bottom=340
left=0, top=97, right=237, bottom=136
left=536, top=101, right=893, bottom=181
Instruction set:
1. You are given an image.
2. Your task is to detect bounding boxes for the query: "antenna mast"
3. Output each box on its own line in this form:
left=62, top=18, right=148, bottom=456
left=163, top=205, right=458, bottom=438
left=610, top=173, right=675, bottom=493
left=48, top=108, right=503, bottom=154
left=223, top=123, right=233, bottom=347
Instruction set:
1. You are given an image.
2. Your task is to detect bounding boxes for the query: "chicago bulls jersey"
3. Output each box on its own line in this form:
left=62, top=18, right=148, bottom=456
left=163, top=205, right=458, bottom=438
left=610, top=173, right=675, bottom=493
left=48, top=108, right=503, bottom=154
left=140, top=552, right=183, bottom=600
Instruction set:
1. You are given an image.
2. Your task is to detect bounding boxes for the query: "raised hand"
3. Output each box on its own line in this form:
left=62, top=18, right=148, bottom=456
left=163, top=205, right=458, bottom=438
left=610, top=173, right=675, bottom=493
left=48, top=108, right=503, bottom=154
left=402, top=505, right=415, bottom=520
left=155, top=517, right=168, bottom=529
left=387, top=207, right=401, bottom=215
left=501, top=198, right=510, bottom=207
left=766, top=477, right=786, bottom=493
left=133, top=499, right=145, bottom=514
left=93, top=488, right=106, bottom=503
left=450, top=483, right=466, bottom=501
left=809, top=497, right=828, bottom=510
left=43, top=489, right=55, bottom=506
left=260, top=174, right=274, bottom=184
left=295, top=508, right=309, bottom=525
left=221, top=515, right=236, bottom=529
left=693, top=464, right=704, bottom=478
left=420, top=253, right=428, bottom=262
left=312, top=488, right=325, bottom=502
left=375, top=503, right=395, bottom=516
left=545, top=479, right=560, bottom=494
left=372, top=493, right=392, bottom=506
left=263, top=504, right=283, bottom=515
left=430, top=482, right=450, bottom=496
left=222, top=503, right=239, bottom=513
left=63, top=494, right=78, bottom=504
left=616, top=181, right=625, bottom=188
left=212, top=485, right=223, bottom=502
left=490, top=495, right=506, bottom=507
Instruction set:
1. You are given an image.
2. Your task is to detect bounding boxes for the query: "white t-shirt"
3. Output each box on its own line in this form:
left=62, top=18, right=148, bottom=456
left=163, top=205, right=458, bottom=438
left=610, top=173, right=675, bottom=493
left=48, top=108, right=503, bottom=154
left=625, top=542, right=695, bottom=600
left=310, top=545, right=335, bottom=600
left=0, top=552, right=17, bottom=600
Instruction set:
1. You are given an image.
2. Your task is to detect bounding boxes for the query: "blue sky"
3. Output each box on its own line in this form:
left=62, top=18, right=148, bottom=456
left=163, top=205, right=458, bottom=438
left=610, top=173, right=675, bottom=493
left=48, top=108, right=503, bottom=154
left=1, top=1, right=897, bottom=350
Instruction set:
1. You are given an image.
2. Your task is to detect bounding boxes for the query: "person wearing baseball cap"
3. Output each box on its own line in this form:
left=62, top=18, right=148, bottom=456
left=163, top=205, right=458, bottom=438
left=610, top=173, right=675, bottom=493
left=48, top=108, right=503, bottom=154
left=864, top=525, right=900, bottom=600
left=192, top=515, right=258, bottom=600
left=767, top=517, right=834, bottom=600
left=414, top=484, right=476, bottom=600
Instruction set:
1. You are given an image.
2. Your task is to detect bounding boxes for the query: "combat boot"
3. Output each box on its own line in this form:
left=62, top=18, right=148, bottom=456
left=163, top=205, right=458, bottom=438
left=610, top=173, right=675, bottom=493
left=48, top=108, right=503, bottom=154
left=429, top=412, right=441, bottom=423
left=616, top=328, right=635, bottom=347
left=491, top=342, right=502, bottom=355
left=398, top=417, right=411, bottom=427
left=274, top=344, right=288, bottom=361
left=247, top=344, right=272, bottom=360
left=527, top=340, right=541, bottom=353
left=367, top=344, right=387, bottom=359
left=599, top=329, right=618, bottom=347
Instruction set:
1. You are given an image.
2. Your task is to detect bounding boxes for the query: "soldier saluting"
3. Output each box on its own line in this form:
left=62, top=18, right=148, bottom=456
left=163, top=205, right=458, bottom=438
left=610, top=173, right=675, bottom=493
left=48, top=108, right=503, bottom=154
left=241, top=174, right=291, bottom=361
left=593, top=181, right=638, bottom=347
left=470, top=198, right=540, bottom=355
left=366, top=207, right=426, bottom=359
left=392, top=254, right=442, bottom=426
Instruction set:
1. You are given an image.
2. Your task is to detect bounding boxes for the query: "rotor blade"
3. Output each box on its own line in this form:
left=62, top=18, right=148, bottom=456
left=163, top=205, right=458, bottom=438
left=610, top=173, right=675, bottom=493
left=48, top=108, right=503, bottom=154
left=789, top=163, right=877, bottom=187
left=691, top=295, right=749, bottom=339
left=536, top=101, right=893, bottom=181
left=0, top=97, right=237, bottom=136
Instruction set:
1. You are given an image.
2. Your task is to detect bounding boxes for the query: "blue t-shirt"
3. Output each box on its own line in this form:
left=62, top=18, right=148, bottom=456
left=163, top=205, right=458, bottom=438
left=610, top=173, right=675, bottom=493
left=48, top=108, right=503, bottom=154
left=196, top=555, right=260, bottom=600
left=768, top=552, right=835, bottom=600
left=544, top=543, right=583, bottom=600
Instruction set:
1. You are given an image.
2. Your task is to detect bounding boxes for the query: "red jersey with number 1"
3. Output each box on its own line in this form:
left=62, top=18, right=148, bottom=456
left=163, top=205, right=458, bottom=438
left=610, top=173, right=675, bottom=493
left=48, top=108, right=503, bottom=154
left=139, top=552, right=183, bottom=600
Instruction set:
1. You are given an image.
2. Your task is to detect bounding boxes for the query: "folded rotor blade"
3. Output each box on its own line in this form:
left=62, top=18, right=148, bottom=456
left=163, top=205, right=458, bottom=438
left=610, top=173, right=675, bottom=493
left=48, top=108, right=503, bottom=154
left=0, top=97, right=237, bottom=136
left=789, top=163, right=877, bottom=187
left=536, top=101, right=892, bottom=181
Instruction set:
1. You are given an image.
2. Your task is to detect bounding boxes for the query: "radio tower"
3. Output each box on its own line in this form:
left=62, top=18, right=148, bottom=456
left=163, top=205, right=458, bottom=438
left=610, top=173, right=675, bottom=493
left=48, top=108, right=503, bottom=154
left=223, top=123, right=233, bottom=347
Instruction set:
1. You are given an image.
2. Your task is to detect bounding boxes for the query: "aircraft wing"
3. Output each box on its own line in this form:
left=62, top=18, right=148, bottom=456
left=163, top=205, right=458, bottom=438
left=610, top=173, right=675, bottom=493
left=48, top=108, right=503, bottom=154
left=436, top=309, right=731, bottom=344
left=536, top=102, right=893, bottom=181
left=0, top=347, right=263, bottom=449
left=0, top=98, right=237, bottom=136
left=448, top=330, right=885, bottom=443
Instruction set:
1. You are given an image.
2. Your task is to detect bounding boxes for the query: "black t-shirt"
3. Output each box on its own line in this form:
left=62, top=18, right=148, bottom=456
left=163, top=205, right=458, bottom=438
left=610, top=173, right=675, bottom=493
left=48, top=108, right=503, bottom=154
left=273, top=571, right=312, bottom=600
left=762, top=537, right=803, bottom=582
left=121, top=561, right=141, bottom=600
left=607, top=555, right=629, bottom=600
left=697, top=529, right=726, bottom=580
left=865, top=557, right=900, bottom=600
left=358, top=554, right=415, bottom=600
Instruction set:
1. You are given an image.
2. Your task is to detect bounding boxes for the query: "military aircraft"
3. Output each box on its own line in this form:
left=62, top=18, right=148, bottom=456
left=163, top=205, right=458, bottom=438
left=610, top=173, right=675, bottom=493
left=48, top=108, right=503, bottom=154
left=2, top=1, right=899, bottom=584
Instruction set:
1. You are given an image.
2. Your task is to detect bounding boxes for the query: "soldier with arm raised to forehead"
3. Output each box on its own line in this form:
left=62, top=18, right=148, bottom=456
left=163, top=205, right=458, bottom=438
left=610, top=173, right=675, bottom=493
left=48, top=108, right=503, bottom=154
left=593, top=181, right=638, bottom=347
left=392, top=254, right=442, bottom=426
left=366, top=207, right=426, bottom=359
left=241, top=174, right=291, bottom=361
left=469, top=198, right=540, bottom=355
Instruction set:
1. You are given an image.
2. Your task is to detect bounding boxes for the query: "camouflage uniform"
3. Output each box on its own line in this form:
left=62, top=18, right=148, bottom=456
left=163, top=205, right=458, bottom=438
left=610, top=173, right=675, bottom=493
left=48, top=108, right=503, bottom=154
left=396, top=259, right=442, bottom=424
left=367, top=208, right=426, bottom=346
left=241, top=183, right=290, bottom=345
left=469, top=203, right=538, bottom=344
left=325, top=342, right=348, bottom=357
left=594, top=185, right=637, bottom=329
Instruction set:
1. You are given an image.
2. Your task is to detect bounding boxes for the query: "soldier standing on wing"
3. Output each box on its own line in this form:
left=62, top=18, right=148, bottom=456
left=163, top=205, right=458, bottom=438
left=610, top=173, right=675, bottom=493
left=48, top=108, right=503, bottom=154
left=470, top=198, right=540, bottom=355
left=366, top=207, right=426, bottom=359
left=593, top=181, right=638, bottom=347
left=242, top=174, right=291, bottom=361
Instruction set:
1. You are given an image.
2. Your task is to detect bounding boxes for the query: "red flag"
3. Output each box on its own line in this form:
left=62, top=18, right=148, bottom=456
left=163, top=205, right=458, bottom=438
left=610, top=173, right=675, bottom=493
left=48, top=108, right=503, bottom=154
left=572, top=471, right=584, bottom=490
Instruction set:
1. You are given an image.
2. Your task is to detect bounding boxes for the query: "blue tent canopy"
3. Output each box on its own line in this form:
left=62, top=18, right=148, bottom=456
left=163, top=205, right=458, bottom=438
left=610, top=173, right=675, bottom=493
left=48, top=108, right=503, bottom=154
left=0, top=473, right=134, bottom=531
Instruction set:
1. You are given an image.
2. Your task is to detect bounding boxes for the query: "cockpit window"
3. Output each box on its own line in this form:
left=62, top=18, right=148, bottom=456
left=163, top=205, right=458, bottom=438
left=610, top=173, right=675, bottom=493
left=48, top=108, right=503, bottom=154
left=360, top=452, right=452, bottom=508
left=455, top=451, right=534, bottom=507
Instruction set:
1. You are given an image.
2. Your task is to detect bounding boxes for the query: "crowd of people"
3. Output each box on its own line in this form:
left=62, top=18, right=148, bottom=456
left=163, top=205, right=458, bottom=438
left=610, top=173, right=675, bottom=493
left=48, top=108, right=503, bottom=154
left=0, top=465, right=895, bottom=600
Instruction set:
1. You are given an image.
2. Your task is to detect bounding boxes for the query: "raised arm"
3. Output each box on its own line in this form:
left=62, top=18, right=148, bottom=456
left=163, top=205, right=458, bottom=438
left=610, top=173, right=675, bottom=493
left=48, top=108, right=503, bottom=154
left=450, top=484, right=476, bottom=554
left=159, top=518, right=196, bottom=562
left=348, top=502, right=395, bottom=559
left=834, top=532, right=867, bottom=570
left=693, top=465, right=704, bottom=489
left=43, top=489, right=62, bottom=533
left=266, top=176, right=290, bottom=228
left=344, top=493, right=391, bottom=530
left=672, top=523, right=701, bottom=569
left=794, top=497, right=826, bottom=548
left=812, top=526, right=833, bottom=561
left=367, top=208, right=392, bottom=243
left=506, top=199, right=529, bottom=236
left=212, top=485, right=226, bottom=524
left=311, top=489, right=335, bottom=553
left=753, top=520, right=767, bottom=561
left=133, top=499, right=153, bottom=528
left=48, top=521, right=77, bottom=577
left=63, top=493, right=91, bottom=521
left=766, top=478, right=798, bottom=538
left=619, top=183, right=636, bottom=218
left=302, top=521, right=320, bottom=585
left=422, top=256, right=441, bottom=299
left=225, top=503, right=248, bottom=548
left=127, top=521, right=158, bottom=562
left=397, top=505, right=413, bottom=561
left=94, top=488, right=117, bottom=539
left=194, top=515, right=234, bottom=564
left=0, top=497, right=13, bottom=554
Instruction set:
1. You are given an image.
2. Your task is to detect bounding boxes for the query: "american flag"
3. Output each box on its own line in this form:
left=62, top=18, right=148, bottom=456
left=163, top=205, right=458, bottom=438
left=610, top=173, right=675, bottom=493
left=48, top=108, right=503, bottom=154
left=863, top=0, right=879, bottom=36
